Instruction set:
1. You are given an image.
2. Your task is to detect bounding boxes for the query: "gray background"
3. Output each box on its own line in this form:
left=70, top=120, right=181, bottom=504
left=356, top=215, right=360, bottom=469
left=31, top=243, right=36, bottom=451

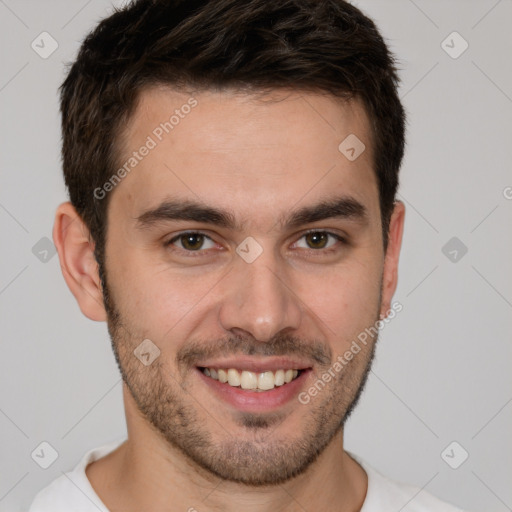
left=1, top=1, right=511, bottom=511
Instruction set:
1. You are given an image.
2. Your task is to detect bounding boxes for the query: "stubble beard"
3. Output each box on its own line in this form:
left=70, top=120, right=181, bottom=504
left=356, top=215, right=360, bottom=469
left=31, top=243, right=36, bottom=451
left=101, top=273, right=379, bottom=486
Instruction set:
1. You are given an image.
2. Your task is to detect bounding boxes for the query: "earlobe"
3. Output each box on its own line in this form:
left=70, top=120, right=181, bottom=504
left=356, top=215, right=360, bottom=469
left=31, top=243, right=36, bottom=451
left=380, top=200, right=405, bottom=317
left=53, top=202, right=107, bottom=322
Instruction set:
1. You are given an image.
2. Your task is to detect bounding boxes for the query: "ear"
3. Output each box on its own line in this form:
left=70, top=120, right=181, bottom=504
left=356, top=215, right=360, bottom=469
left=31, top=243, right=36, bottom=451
left=53, top=202, right=107, bottom=321
left=380, top=200, right=405, bottom=318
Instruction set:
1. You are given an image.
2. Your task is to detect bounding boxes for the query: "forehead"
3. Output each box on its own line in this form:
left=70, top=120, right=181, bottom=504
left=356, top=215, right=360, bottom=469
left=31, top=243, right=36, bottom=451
left=112, top=86, right=379, bottom=227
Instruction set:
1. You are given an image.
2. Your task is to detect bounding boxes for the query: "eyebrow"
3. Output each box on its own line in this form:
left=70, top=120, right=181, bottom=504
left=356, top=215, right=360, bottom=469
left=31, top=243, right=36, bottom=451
left=135, top=196, right=368, bottom=232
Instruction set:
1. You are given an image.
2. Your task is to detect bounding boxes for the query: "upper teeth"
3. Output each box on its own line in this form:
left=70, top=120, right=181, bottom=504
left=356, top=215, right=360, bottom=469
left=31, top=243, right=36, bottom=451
left=202, top=368, right=299, bottom=391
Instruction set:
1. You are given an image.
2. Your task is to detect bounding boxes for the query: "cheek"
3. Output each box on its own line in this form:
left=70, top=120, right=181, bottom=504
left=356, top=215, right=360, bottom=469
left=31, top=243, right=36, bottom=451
left=300, top=261, right=381, bottom=343
left=110, top=252, right=224, bottom=336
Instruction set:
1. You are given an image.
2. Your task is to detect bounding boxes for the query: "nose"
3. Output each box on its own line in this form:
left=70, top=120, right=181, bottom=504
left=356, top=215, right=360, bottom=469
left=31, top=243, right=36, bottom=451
left=218, top=247, right=302, bottom=342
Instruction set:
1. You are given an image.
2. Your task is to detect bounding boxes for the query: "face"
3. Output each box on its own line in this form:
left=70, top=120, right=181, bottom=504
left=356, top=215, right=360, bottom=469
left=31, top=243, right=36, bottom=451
left=98, top=87, right=400, bottom=485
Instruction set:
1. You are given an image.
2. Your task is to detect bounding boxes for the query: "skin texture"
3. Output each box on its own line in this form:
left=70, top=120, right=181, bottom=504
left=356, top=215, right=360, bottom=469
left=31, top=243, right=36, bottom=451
left=54, top=87, right=405, bottom=512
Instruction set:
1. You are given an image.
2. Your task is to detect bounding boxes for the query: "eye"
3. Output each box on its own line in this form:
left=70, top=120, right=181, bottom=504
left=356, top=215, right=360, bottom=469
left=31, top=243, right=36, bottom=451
left=293, top=231, right=345, bottom=251
left=166, top=231, right=217, bottom=252
left=164, top=230, right=346, bottom=257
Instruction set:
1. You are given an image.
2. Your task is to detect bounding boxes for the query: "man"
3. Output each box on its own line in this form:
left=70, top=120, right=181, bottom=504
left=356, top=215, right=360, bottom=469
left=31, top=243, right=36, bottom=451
left=29, top=0, right=468, bottom=510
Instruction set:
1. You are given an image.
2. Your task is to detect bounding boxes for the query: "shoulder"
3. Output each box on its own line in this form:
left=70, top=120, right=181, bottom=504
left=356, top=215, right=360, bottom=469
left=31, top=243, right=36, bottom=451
left=28, top=473, right=98, bottom=512
left=28, top=438, right=126, bottom=512
left=347, top=451, right=469, bottom=512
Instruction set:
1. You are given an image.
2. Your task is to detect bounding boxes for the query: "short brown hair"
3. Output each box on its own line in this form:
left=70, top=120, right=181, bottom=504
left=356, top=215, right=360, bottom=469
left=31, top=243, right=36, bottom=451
left=60, top=0, right=406, bottom=274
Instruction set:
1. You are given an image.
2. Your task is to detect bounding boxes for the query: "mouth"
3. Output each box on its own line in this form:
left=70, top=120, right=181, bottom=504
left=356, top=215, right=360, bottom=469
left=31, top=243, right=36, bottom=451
left=195, top=361, right=313, bottom=412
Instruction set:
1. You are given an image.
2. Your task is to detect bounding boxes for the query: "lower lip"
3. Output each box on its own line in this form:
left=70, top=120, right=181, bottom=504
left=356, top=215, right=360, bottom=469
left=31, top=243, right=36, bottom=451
left=196, top=368, right=311, bottom=413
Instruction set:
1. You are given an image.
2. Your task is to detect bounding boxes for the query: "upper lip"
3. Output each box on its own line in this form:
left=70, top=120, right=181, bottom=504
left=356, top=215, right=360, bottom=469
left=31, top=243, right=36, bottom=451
left=196, top=357, right=313, bottom=373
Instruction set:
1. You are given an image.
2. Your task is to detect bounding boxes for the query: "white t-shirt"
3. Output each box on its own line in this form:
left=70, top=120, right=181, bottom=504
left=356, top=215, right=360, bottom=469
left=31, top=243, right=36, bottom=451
left=28, top=438, right=468, bottom=512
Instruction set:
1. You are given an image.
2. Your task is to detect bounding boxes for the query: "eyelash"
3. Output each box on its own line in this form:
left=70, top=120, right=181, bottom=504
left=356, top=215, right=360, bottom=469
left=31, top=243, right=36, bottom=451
left=164, top=230, right=347, bottom=257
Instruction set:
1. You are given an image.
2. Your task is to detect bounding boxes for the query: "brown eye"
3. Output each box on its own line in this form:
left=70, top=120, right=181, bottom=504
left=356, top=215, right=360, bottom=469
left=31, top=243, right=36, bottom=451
left=180, top=233, right=205, bottom=251
left=167, top=232, right=216, bottom=252
left=293, top=231, right=345, bottom=253
left=305, top=232, right=329, bottom=249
